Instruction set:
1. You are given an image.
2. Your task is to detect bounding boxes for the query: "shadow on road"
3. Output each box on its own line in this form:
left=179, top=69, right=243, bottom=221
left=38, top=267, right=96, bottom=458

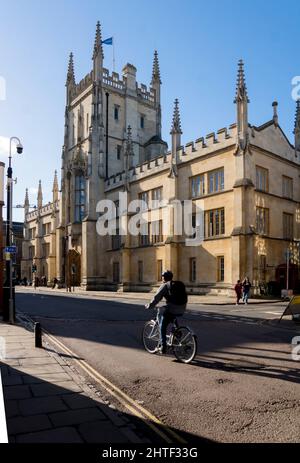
left=1, top=361, right=212, bottom=444
left=15, top=293, right=300, bottom=386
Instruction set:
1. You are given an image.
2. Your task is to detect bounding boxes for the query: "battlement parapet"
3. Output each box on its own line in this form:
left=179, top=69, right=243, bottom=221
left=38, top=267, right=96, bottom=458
left=177, top=124, right=237, bottom=164
left=73, top=71, right=93, bottom=99
left=104, top=153, right=171, bottom=192
left=137, top=83, right=155, bottom=104
left=71, top=66, right=156, bottom=104
left=103, top=68, right=125, bottom=91
left=26, top=200, right=59, bottom=222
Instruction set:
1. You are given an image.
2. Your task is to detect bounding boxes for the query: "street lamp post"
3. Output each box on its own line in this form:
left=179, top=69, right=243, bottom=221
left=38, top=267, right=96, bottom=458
left=6, top=137, right=23, bottom=324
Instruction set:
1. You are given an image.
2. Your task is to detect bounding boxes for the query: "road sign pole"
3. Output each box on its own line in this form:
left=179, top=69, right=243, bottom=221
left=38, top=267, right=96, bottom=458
left=286, top=250, right=289, bottom=291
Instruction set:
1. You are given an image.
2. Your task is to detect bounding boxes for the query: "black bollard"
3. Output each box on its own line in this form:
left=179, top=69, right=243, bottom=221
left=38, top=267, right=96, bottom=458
left=34, top=322, right=42, bottom=348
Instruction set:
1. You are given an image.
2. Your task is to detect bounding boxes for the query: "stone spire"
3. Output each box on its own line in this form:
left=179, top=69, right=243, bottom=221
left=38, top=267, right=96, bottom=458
left=294, top=99, right=300, bottom=151
left=151, top=50, right=162, bottom=138
left=66, top=53, right=75, bottom=106
left=234, top=59, right=249, bottom=104
left=151, top=50, right=161, bottom=84
left=37, top=180, right=43, bottom=209
left=234, top=59, right=249, bottom=154
left=66, top=52, right=75, bottom=87
left=93, top=21, right=104, bottom=81
left=169, top=99, right=182, bottom=177
left=24, top=188, right=29, bottom=216
left=171, top=99, right=182, bottom=135
left=52, top=170, right=59, bottom=202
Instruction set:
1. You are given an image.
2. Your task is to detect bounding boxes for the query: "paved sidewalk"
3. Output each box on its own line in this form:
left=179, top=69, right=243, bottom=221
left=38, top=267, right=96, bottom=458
left=0, top=321, right=146, bottom=443
left=16, top=286, right=282, bottom=305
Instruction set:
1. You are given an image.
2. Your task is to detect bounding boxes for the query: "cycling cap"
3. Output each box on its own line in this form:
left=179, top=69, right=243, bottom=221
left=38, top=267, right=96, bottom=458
left=162, top=270, right=173, bottom=281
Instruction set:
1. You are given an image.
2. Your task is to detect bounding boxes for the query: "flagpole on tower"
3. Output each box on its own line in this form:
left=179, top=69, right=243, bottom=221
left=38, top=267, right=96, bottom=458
left=113, top=36, right=115, bottom=72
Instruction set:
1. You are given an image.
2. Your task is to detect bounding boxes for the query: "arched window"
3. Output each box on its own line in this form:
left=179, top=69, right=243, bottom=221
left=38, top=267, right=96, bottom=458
left=75, top=174, right=85, bottom=222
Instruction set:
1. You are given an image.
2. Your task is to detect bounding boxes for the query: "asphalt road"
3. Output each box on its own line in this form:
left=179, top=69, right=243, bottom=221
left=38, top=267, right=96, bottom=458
left=16, top=291, right=300, bottom=443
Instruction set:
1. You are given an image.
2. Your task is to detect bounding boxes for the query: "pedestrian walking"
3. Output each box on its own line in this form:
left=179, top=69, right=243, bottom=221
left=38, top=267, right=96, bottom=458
left=234, top=280, right=243, bottom=305
left=52, top=277, right=58, bottom=289
left=242, top=277, right=251, bottom=304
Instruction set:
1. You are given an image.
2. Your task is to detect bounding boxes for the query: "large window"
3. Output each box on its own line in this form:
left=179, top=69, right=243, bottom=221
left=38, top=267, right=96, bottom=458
left=139, top=191, right=149, bottom=210
left=29, top=246, right=35, bottom=259
left=75, top=175, right=85, bottom=222
left=139, top=222, right=150, bottom=246
left=217, top=256, right=225, bottom=282
left=112, top=228, right=121, bottom=250
left=256, top=207, right=269, bottom=235
left=256, top=166, right=269, bottom=192
left=42, top=223, right=51, bottom=236
left=29, top=228, right=36, bottom=240
left=283, top=213, right=293, bottom=240
left=151, top=220, right=163, bottom=244
left=191, top=175, right=205, bottom=198
left=151, top=187, right=163, bottom=208
left=205, top=208, right=225, bottom=238
left=282, top=176, right=293, bottom=199
left=208, top=168, right=224, bottom=194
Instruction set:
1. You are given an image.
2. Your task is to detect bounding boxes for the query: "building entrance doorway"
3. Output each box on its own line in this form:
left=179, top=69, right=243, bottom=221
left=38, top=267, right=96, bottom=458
left=67, top=250, right=81, bottom=287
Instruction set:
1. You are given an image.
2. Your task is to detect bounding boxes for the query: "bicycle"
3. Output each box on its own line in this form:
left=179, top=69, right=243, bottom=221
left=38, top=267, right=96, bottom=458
left=142, top=308, right=197, bottom=364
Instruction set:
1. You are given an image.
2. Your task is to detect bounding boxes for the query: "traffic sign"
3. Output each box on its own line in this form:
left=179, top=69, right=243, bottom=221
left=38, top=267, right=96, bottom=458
left=5, top=246, right=17, bottom=254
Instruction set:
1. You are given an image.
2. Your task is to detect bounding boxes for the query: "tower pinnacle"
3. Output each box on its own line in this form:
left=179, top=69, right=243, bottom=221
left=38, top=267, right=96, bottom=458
left=52, top=170, right=59, bottom=202
left=24, top=188, right=29, bottom=207
left=234, top=59, right=249, bottom=154
left=66, top=52, right=75, bottom=86
left=170, top=99, right=182, bottom=135
left=151, top=50, right=161, bottom=84
left=234, top=59, right=249, bottom=104
left=93, top=21, right=104, bottom=61
left=294, top=99, right=300, bottom=151
left=37, top=180, right=43, bottom=209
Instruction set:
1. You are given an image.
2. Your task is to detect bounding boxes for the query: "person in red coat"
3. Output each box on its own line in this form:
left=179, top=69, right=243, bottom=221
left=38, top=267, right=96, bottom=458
left=234, top=280, right=243, bottom=305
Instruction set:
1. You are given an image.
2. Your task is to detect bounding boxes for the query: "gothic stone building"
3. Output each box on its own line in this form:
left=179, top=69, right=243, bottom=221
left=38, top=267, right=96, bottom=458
left=21, top=23, right=300, bottom=295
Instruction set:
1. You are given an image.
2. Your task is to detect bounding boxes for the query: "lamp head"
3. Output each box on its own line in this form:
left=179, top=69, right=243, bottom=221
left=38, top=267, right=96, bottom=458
left=16, top=143, right=23, bottom=154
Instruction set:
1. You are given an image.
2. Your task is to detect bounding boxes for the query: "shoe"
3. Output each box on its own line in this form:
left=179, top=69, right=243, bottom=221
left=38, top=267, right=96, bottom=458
left=157, top=346, right=167, bottom=355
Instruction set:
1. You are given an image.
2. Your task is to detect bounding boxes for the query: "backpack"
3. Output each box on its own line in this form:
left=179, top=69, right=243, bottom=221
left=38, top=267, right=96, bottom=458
left=167, top=281, right=188, bottom=305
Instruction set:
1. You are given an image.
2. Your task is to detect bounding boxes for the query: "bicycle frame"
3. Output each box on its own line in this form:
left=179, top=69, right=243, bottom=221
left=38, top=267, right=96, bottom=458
left=152, top=308, right=196, bottom=348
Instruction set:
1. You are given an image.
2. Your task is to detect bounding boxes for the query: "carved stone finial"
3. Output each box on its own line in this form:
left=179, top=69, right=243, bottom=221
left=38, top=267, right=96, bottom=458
left=152, top=50, right=161, bottom=84
left=66, top=52, right=75, bottom=86
left=170, top=99, right=182, bottom=135
left=93, top=21, right=104, bottom=60
left=234, top=59, right=249, bottom=104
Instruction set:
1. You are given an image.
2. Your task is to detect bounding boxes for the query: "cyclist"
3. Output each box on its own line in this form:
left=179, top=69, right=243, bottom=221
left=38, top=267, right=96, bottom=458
left=145, top=270, right=187, bottom=354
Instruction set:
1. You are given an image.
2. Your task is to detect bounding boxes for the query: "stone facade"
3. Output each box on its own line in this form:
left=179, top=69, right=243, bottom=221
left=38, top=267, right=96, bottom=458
left=21, top=26, right=300, bottom=296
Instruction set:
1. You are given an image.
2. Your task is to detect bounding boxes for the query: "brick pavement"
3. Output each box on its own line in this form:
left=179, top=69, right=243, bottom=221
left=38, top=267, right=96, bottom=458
left=0, top=321, right=147, bottom=443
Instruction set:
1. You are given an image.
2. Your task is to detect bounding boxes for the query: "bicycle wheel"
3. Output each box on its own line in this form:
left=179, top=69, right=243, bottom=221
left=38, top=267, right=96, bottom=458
left=172, top=327, right=197, bottom=363
left=142, top=320, right=160, bottom=354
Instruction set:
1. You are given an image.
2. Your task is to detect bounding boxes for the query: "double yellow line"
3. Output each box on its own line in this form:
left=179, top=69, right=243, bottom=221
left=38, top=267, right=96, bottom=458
left=44, top=330, right=187, bottom=444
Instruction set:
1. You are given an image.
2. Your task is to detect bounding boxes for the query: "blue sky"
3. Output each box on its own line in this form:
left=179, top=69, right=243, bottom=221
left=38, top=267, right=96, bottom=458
left=0, top=0, right=300, bottom=221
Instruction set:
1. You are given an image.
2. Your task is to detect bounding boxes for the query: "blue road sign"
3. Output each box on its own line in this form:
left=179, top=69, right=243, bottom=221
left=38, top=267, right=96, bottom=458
left=5, top=246, right=17, bottom=253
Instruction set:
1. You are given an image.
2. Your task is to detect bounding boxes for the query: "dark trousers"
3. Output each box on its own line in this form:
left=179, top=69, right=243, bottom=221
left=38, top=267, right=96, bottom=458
left=158, top=307, right=176, bottom=350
